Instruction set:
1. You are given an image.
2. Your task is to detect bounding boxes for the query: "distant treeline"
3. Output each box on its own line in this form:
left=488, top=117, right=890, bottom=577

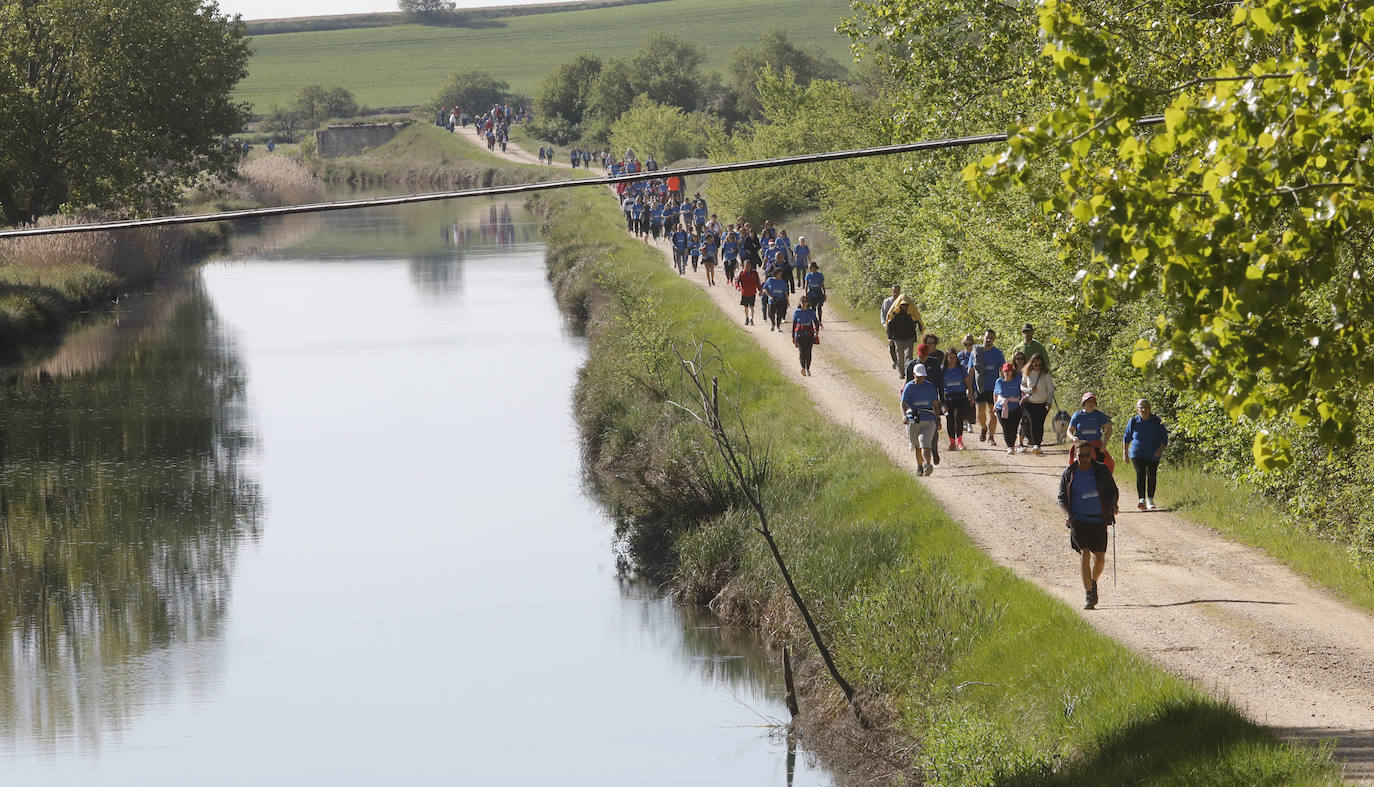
left=244, top=0, right=670, bottom=36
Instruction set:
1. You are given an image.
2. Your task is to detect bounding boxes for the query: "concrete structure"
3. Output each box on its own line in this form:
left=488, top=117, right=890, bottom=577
left=314, top=122, right=408, bottom=158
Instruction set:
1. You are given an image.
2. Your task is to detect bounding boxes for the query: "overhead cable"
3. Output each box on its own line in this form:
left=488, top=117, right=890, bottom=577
left=0, top=116, right=1164, bottom=240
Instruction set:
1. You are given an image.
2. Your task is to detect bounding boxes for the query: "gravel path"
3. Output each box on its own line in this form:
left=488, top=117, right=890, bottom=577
left=462, top=130, right=1374, bottom=781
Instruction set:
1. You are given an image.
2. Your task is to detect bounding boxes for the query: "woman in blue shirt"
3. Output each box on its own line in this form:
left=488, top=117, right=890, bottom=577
left=721, top=231, right=740, bottom=284
left=993, top=362, right=1023, bottom=455
left=762, top=269, right=791, bottom=331
left=1123, top=398, right=1169, bottom=510
left=791, top=296, right=820, bottom=376
left=941, top=351, right=972, bottom=450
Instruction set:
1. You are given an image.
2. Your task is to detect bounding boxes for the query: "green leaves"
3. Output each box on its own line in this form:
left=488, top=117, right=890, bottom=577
left=971, top=0, right=1374, bottom=470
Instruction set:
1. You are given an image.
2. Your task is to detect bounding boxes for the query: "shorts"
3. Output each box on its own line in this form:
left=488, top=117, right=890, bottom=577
left=1069, top=519, right=1108, bottom=553
left=906, top=418, right=937, bottom=451
left=740, top=295, right=756, bottom=307
left=975, top=390, right=994, bottom=404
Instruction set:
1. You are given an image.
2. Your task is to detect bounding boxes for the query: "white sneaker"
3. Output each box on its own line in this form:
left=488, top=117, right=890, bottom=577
left=923, top=464, right=934, bottom=476
left=1032, top=445, right=1042, bottom=455
left=1147, top=498, right=1157, bottom=510
left=1138, top=498, right=1147, bottom=511
left=1007, top=448, right=1015, bottom=455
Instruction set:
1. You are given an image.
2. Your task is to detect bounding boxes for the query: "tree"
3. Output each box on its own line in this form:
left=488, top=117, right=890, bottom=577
left=0, top=0, right=250, bottom=225
left=586, top=58, right=637, bottom=123
left=609, top=97, right=719, bottom=165
left=727, top=28, right=849, bottom=117
left=535, top=54, right=603, bottom=129
left=628, top=32, right=707, bottom=112
left=971, top=0, right=1374, bottom=468
left=294, top=85, right=360, bottom=128
left=428, top=69, right=510, bottom=116
left=398, top=0, right=455, bottom=19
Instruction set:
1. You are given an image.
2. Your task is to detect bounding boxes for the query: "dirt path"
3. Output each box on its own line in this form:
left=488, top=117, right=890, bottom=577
left=467, top=135, right=1374, bottom=780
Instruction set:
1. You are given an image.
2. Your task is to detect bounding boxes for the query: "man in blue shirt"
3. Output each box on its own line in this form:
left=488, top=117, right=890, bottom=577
left=670, top=227, right=690, bottom=274
left=1058, top=442, right=1119, bottom=609
left=970, top=329, right=1005, bottom=443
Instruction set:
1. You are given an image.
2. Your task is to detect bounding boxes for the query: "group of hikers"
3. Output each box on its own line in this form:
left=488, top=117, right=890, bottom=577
left=591, top=147, right=1170, bottom=611
left=884, top=292, right=1171, bottom=608
left=437, top=105, right=527, bottom=152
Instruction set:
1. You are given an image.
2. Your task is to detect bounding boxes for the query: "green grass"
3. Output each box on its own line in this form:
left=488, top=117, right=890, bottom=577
left=237, top=0, right=854, bottom=111
left=1137, top=462, right=1374, bottom=614
left=535, top=186, right=1336, bottom=784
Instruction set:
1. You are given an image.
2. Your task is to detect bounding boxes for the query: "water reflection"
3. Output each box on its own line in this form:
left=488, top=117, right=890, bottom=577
left=0, top=282, right=260, bottom=751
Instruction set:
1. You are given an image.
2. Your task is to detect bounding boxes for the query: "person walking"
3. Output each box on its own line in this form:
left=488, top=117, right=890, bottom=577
left=1020, top=353, right=1054, bottom=454
left=670, top=224, right=690, bottom=274
left=803, top=262, right=826, bottom=327
left=1068, top=392, right=1115, bottom=471
left=901, top=363, right=940, bottom=476
left=993, top=362, right=1024, bottom=455
left=1059, top=442, right=1120, bottom=609
left=792, top=296, right=820, bottom=376
left=884, top=294, right=922, bottom=379
left=1013, top=323, right=1049, bottom=368
left=881, top=285, right=902, bottom=370
left=735, top=260, right=762, bottom=326
left=1123, top=399, right=1169, bottom=510
left=700, top=231, right=719, bottom=286
left=941, top=350, right=972, bottom=450
left=762, top=267, right=791, bottom=331
left=970, top=329, right=1005, bottom=443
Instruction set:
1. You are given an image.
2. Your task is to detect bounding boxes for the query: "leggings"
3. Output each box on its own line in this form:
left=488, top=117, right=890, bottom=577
left=1134, top=459, right=1159, bottom=499
left=945, top=393, right=971, bottom=436
left=998, top=409, right=1023, bottom=447
left=769, top=298, right=789, bottom=328
left=1023, top=401, right=1049, bottom=446
left=796, top=335, right=814, bottom=370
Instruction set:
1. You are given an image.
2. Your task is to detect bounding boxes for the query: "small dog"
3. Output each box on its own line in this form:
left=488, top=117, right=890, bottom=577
left=1051, top=410, right=1071, bottom=444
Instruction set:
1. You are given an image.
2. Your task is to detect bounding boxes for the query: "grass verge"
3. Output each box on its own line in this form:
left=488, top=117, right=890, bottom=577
left=310, top=122, right=551, bottom=189
left=534, top=185, right=1336, bottom=785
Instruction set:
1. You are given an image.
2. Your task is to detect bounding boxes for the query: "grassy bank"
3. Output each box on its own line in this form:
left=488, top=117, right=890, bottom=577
left=534, top=186, right=1335, bottom=784
left=237, top=0, right=853, bottom=111
left=310, top=123, right=552, bottom=189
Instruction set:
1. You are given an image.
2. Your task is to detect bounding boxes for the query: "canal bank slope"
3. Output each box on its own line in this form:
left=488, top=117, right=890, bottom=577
left=532, top=187, right=1336, bottom=785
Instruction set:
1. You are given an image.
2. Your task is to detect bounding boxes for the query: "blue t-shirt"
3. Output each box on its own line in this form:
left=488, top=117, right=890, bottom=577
left=694, top=205, right=708, bottom=222
left=722, top=239, right=739, bottom=259
left=632, top=201, right=646, bottom=217
left=1070, top=409, right=1112, bottom=442
left=958, top=350, right=974, bottom=370
left=762, top=277, right=790, bottom=300
left=804, top=271, right=825, bottom=294
left=1123, top=414, right=1168, bottom=459
left=982, top=347, right=1006, bottom=378
left=994, top=376, right=1022, bottom=410
left=679, top=204, right=693, bottom=222
left=1070, top=467, right=1103, bottom=523
left=901, top=380, right=939, bottom=421
left=942, top=366, right=967, bottom=395
left=671, top=230, right=689, bottom=250
left=794, top=244, right=811, bottom=265
left=651, top=206, right=664, bottom=224
left=700, top=239, right=718, bottom=260
left=792, top=307, right=817, bottom=333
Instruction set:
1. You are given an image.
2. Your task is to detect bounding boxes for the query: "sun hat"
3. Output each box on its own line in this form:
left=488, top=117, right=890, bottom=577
left=913, top=364, right=928, bottom=377
left=1081, top=391, right=1098, bottom=403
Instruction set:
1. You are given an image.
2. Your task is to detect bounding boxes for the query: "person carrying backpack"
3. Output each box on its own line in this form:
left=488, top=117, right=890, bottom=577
left=884, top=294, right=922, bottom=379
left=803, top=261, right=826, bottom=327
left=1059, top=442, right=1119, bottom=609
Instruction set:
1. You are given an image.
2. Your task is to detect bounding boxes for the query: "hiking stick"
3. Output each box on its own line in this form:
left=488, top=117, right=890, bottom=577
left=1112, top=520, right=1117, bottom=587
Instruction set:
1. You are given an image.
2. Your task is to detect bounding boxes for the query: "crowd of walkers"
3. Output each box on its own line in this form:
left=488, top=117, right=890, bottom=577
left=588, top=146, right=1171, bottom=611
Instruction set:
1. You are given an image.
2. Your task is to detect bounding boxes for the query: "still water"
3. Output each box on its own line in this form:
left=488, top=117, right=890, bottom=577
left=0, top=200, right=833, bottom=785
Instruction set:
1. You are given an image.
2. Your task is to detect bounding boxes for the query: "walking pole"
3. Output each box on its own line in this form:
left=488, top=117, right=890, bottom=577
left=1112, top=520, right=1118, bottom=587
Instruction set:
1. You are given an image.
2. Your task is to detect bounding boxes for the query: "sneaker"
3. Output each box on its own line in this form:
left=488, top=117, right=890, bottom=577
left=1018, top=445, right=1029, bottom=453
left=1147, top=498, right=1157, bottom=510
left=932, top=446, right=941, bottom=465
left=979, top=428, right=987, bottom=442
left=1085, top=582, right=1099, bottom=610
left=923, top=464, right=934, bottom=476
left=1032, top=445, right=1042, bottom=455
left=1138, top=498, right=1147, bottom=511
left=1007, top=448, right=1015, bottom=455
left=949, top=437, right=957, bottom=450
left=957, top=437, right=966, bottom=449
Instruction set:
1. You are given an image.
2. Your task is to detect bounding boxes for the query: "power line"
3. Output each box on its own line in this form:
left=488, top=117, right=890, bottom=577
left=0, top=116, right=1164, bottom=240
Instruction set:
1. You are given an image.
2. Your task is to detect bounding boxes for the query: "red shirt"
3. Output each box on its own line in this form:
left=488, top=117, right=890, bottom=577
left=735, top=269, right=761, bottom=296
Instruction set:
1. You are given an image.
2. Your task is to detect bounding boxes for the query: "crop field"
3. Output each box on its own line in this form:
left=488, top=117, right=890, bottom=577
left=237, top=0, right=856, bottom=112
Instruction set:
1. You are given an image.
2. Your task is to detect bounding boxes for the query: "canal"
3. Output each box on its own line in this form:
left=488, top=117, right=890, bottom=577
left=0, top=199, right=832, bottom=785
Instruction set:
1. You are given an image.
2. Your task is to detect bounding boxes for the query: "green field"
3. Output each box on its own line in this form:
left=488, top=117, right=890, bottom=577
left=237, top=0, right=855, bottom=111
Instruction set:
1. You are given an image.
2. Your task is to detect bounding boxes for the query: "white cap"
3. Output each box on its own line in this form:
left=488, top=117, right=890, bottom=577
left=913, top=364, right=927, bottom=377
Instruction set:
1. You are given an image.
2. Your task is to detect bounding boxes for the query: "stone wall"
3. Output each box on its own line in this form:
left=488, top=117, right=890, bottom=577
left=314, top=122, right=408, bottom=158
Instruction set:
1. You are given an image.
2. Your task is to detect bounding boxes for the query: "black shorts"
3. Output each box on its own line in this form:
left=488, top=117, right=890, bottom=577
left=1069, top=519, right=1108, bottom=553
left=740, top=295, right=756, bottom=307
left=975, top=390, right=994, bottom=404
